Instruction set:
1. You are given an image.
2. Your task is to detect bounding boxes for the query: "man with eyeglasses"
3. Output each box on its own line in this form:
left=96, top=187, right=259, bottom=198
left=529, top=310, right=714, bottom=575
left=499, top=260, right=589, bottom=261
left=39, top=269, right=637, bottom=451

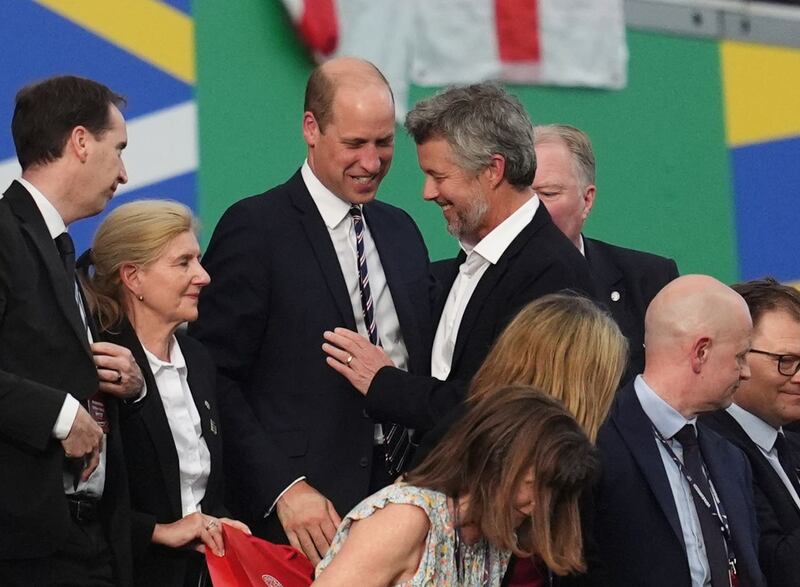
left=702, top=277, right=800, bottom=587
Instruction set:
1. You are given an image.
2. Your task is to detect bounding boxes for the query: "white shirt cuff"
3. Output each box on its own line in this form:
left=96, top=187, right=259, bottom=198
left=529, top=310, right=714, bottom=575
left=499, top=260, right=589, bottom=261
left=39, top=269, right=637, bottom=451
left=52, top=395, right=80, bottom=440
left=126, top=380, right=148, bottom=404
left=265, top=476, right=307, bottom=518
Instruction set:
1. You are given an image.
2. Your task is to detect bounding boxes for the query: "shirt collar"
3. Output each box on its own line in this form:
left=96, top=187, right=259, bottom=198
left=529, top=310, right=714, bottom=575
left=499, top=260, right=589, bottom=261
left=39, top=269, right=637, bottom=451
left=578, top=234, right=586, bottom=257
left=142, top=335, right=186, bottom=374
left=726, top=402, right=780, bottom=452
left=460, top=194, right=539, bottom=265
left=634, top=374, right=695, bottom=440
left=301, top=160, right=354, bottom=230
left=17, top=177, right=66, bottom=238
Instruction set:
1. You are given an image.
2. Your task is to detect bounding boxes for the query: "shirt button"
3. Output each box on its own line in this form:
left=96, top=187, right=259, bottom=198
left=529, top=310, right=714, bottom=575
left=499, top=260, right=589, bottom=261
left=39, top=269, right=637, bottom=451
left=359, top=457, right=369, bottom=467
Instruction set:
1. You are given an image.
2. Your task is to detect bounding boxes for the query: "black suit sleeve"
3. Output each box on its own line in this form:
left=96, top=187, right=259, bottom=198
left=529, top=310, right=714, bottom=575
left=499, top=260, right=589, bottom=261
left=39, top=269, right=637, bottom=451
left=754, top=480, right=800, bottom=587
left=189, top=204, right=299, bottom=518
left=0, top=223, right=68, bottom=451
left=367, top=254, right=595, bottom=431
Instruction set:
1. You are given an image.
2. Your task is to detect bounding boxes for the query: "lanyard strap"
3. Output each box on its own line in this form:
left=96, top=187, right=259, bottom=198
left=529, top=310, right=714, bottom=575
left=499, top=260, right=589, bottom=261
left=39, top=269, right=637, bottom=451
left=653, top=426, right=738, bottom=574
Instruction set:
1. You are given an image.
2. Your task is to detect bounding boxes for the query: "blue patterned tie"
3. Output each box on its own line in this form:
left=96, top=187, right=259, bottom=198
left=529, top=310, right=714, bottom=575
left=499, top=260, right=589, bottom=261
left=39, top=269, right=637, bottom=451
left=350, top=206, right=412, bottom=476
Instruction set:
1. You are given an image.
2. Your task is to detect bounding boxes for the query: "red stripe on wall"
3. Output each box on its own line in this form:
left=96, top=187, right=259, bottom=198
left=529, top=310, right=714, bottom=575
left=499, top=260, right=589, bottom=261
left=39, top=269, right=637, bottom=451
left=495, top=0, right=540, bottom=62
left=298, top=0, right=338, bottom=56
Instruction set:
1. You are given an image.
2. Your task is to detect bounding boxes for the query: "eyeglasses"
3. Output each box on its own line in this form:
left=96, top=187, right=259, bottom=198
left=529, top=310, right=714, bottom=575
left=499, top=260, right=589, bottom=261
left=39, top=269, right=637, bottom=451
left=748, top=349, right=800, bottom=376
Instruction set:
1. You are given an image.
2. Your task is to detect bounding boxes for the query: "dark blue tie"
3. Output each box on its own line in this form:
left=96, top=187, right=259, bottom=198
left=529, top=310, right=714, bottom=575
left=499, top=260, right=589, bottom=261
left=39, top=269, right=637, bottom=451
left=774, top=432, right=800, bottom=498
left=350, top=206, right=412, bottom=476
left=673, top=425, right=729, bottom=587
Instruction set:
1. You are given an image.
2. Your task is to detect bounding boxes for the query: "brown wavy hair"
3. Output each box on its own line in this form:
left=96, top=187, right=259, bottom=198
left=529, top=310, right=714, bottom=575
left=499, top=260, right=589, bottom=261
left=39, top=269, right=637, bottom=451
left=406, top=386, right=598, bottom=575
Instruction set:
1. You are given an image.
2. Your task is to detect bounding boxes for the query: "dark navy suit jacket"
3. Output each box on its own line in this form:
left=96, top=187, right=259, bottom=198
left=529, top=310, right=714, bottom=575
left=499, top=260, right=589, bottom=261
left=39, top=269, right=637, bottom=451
left=366, top=202, right=595, bottom=433
left=189, top=170, right=435, bottom=541
left=593, top=381, right=765, bottom=587
left=702, top=410, right=800, bottom=587
left=583, top=237, right=678, bottom=378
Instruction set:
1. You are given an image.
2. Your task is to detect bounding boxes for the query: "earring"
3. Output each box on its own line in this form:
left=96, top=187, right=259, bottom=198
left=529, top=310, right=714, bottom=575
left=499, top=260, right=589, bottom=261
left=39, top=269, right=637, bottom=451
left=137, top=295, right=143, bottom=301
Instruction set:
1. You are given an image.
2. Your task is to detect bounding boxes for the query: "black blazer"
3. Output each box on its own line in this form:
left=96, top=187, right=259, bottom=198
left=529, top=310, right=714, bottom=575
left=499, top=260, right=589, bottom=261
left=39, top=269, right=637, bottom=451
left=366, top=202, right=596, bottom=432
left=592, top=382, right=765, bottom=587
left=0, top=181, right=132, bottom=584
left=105, top=321, right=225, bottom=587
left=702, top=410, right=800, bottom=587
left=583, top=237, right=678, bottom=377
left=189, top=170, right=435, bottom=537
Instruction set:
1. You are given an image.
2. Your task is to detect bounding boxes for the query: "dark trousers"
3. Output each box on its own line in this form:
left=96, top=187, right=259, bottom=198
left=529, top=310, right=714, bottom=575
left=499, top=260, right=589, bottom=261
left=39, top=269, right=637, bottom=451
left=0, top=518, right=113, bottom=587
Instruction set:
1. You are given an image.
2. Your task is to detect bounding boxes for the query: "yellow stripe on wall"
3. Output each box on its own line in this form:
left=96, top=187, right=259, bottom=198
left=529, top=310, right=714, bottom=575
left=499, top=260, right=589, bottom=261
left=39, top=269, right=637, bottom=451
left=721, top=40, right=800, bottom=147
left=36, top=0, right=195, bottom=85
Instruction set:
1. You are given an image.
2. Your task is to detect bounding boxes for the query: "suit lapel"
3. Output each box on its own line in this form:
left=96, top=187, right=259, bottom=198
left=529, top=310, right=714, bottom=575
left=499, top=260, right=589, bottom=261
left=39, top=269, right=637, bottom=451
left=614, top=383, right=685, bottom=547
left=181, top=335, right=222, bottom=510
left=4, top=181, right=91, bottom=357
left=705, top=410, right=800, bottom=516
left=449, top=206, right=545, bottom=369
left=110, top=322, right=183, bottom=518
left=364, top=204, right=423, bottom=367
left=289, top=173, right=356, bottom=330
left=584, top=237, right=623, bottom=296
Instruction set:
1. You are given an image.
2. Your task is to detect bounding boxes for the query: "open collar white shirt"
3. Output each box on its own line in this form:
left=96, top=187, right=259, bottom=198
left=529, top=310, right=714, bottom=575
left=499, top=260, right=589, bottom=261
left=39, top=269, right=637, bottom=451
left=727, top=402, right=800, bottom=509
left=143, top=336, right=211, bottom=516
left=430, top=195, right=539, bottom=380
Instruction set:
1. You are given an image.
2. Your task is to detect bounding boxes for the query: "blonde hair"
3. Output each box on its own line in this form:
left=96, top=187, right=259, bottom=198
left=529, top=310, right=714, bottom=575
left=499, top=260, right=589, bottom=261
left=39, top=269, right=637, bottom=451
left=470, top=293, right=627, bottom=442
left=82, top=199, right=197, bottom=331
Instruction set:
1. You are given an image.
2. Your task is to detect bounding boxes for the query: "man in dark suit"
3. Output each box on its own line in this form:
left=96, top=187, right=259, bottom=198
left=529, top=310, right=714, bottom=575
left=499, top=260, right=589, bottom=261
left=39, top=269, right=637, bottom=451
left=533, top=124, right=678, bottom=375
left=189, top=58, right=435, bottom=566
left=593, top=274, right=765, bottom=587
left=322, top=83, right=594, bottom=433
left=0, top=76, right=142, bottom=586
left=702, top=277, right=800, bottom=587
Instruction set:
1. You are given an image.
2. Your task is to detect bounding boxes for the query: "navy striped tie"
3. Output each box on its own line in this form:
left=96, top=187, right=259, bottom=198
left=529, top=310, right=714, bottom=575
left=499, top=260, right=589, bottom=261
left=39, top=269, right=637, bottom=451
left=350, top=206, right=412, bottom=476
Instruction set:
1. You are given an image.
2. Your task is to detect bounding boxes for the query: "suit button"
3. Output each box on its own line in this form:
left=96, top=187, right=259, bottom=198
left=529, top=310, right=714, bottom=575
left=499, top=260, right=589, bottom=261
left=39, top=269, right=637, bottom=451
left=359, top=457, right=369, bottom=468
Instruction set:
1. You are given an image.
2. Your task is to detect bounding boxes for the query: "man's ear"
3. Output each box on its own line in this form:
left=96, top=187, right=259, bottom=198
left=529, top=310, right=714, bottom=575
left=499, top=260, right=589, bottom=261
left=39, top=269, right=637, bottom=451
left=581, top=184, right=596, bottom=221
left=482, top=153, right=507, bottom=189
left=691, top=337, right=711, bottom=373
left=68, top=126, right=90, bottom=163
left=302, top=112, right=321, bottom=148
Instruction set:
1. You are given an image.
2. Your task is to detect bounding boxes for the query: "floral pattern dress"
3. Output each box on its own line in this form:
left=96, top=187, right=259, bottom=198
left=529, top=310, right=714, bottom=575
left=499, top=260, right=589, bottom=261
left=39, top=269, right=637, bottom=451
left=316, top=484, right=511, bottom=586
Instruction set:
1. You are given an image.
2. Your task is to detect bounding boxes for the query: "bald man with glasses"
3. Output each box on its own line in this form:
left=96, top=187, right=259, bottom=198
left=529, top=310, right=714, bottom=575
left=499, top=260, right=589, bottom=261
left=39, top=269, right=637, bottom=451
left=702, top=277, right=800, bottom=587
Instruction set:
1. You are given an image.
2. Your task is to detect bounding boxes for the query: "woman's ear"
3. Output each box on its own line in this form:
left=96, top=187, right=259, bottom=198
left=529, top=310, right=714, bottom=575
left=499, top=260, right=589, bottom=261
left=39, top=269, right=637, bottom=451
left=119, top=263, right=141, bottom=297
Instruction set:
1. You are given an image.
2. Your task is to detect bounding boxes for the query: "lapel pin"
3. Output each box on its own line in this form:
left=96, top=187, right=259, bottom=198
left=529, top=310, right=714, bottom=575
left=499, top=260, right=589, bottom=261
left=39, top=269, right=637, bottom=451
left=610, top=291, right=621, bottom=302
left=210, top=419, right=218, bottom=435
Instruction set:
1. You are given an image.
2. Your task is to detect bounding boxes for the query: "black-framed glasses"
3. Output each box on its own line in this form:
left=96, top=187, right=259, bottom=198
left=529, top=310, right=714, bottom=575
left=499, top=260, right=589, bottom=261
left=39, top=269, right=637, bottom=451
left=748, top=349, right=800, bottom=376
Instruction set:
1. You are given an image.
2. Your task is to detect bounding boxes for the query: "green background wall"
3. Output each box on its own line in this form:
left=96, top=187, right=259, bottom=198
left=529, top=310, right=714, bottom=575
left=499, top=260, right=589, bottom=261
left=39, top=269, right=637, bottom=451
left=195, top=1, right=736, bottom=281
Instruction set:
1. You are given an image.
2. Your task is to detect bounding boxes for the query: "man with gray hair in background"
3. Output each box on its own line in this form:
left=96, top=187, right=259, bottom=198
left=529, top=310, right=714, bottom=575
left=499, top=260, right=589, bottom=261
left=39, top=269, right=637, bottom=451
left=323, top=83, right=594, bottom=433
left=533, top=124, right=678, bottom=376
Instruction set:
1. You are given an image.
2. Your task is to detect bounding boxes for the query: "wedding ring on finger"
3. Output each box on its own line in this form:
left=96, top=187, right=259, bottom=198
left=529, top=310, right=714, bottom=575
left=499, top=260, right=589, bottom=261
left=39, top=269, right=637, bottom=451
left=205, top=520, right=217, bottom=531
left=114, top=371, right=123, bottom=384
left=346, top=354, right=354, bottom=366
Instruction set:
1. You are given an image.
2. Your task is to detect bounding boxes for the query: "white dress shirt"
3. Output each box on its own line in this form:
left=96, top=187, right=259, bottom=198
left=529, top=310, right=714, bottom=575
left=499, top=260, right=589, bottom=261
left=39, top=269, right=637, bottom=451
left=266, top=163, right=411, bottom=516
left=143, top=336, right=211, bottom=516
left=727, top=403, right=800, bottom=509
left=431, top=195, right=539, bottom=380
left=301, top=161, right=409, bottom=374
left=7, top=178, right=107, bottom=498
left=635, top=375, right=713, bottom=587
